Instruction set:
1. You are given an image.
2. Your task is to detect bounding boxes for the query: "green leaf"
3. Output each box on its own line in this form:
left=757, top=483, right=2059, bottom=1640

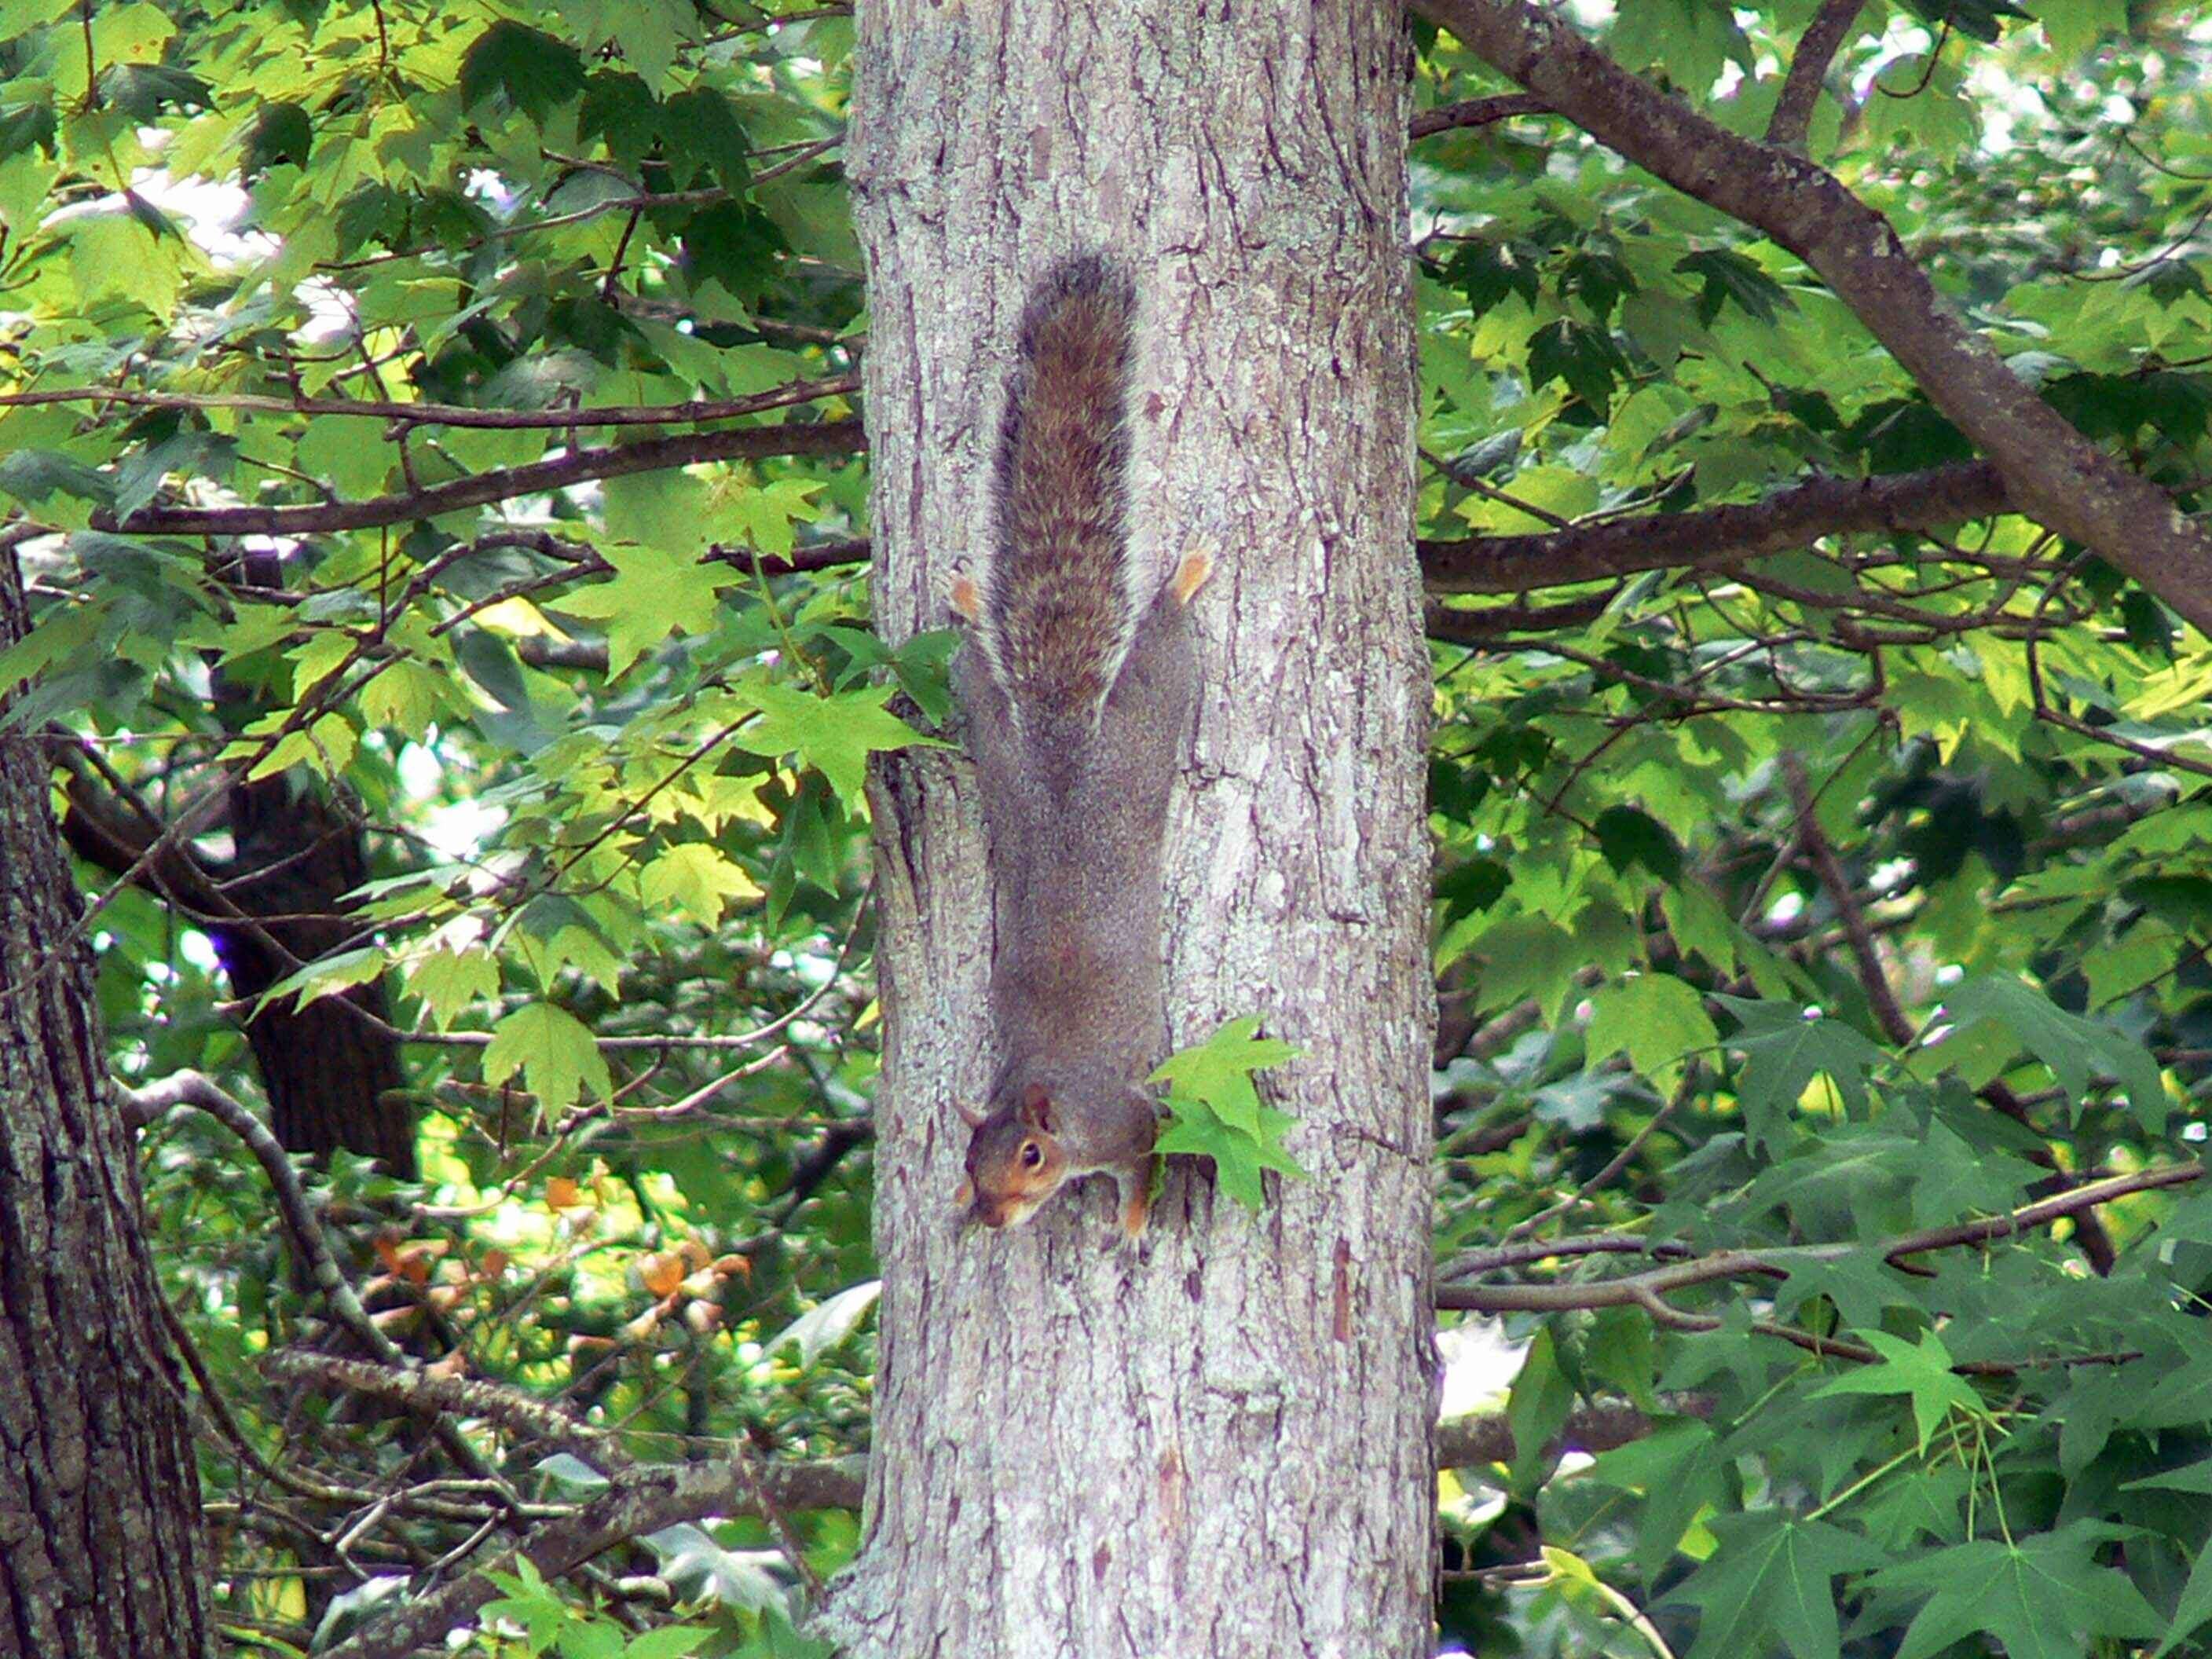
left=0, top=449, right=115, bottom=511
left=481, top=1003, right=612, bottom=1114
left=661, top=87, right=751, bottom=192
left=623, top=1628, right=708, bottom=1659
left=1663, top=1512, right=1881, bottom=1659
left=1941, top=974, right=2168, bottom=1133
left=2030, top=0, right=2127, bottom=60
left=602, top=468, right=717, bottom=558
left=112, top=430, right=236, bottom=521
left=638, top=841, right=761, bottom=924
left=1811, top=1329, right=1987, bottom=1451
left=1525, top=317, right=1628, bottom=415
left=2153, top=1525, right=2212, bottom=1657
left=360, top=658, right=453, bottom=738
left=0, top=602, right=99, bottom=694
left=1592, top=804, right=1683, bottom=880
left=1587, top=975, right=1717, bottom=1090
left=67, top=211, right=182, bottom=312
left=243, top=101, right=311, bottom=178
left=1713, top=996, right=1889, bottom=1149
left=720, top=478, right=824, bottom=559
left=1870, top=1524, right=2160, bottom=1659
left=1151, top=1016, right=1300, bottom=1135
left=682, top=201, right=788, bottom=301
left=1152, top=1016, right=1305, bottom=1210
left=255, top=947, right=386, bottom=1015
left=404, top=948, right=500, bottom=1032
left=558, top=543, right=739, bottom=677
left=606, top=0, right=691, bottom=93
left=459, top=22, right=587, bottom=123
left=1503, top=1326, right=1574, bottom=1489
left=1153, top=1094, right=1305, bottom=1212
left=727, top=680, right=936, bottom=806
left=1674, top=248, right=1792, bottom=326
left=1586, top=1419, right=1729, bottom=1583
left=556, top=1620, right=624, bottom=1659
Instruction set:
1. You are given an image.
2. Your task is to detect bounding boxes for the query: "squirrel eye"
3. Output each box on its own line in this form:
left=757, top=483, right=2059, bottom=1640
left=1020, top=1141, right=1043, bottom=1168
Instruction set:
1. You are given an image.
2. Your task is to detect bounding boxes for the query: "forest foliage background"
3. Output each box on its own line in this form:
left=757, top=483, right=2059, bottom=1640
left=11, top=0, right=2212, bottom=1654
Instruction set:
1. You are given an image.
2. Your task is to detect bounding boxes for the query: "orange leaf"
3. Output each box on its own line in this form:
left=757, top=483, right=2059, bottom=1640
left=639, top=1251, right=686, bottom=1299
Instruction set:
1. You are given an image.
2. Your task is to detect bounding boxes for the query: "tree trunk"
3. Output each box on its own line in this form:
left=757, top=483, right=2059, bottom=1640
left=210, top=551, right=412, bottom=1176
left=214, top=771, right=415, bottom=1177
left=829, top=6, right=1434, bottom=1657
left=0, top=550, right=213, bottom=1657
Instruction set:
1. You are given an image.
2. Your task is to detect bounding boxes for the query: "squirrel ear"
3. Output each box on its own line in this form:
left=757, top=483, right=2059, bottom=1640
left=1017, top=1083, right=1053, bottom=1133
left=954, top=1179, right=974, bottom=1208
left=955, top=1098, right=987, bottom=1130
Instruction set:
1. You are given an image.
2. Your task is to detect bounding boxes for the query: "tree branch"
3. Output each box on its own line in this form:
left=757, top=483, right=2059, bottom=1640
left=1438, top=1165, right=2202, bottom=1342
left=1783, top=754, right=1913, bottom=1046
left=1436, top=1394, right=1712, bottom=1467
left=313, top=1456, right=866, bottom=1659
left=119, top=1070, right=402, bottom=1365
left=101, top=419, right=865, bottom=538
left=1410, top=93, right=1551, bottom=139
left=264, top=1352, right=625, bottom=1465
left=1412, top=0, right=2212, bottom=635
left=1419, top=460, right=2009, bottom=595
left=0, top=371, right=859, bottom=433
left=1764, top=0, right=1868, bottom=152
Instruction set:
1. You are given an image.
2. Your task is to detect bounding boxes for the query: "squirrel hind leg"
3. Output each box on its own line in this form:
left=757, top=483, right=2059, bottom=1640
left=1170, top=548, right=1214, bottom=608
left=949, top=571, right=983, bottom=624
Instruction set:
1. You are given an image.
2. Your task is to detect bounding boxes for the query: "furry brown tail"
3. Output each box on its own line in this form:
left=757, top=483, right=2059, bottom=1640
left=980, top=257, right=1139, bottom=745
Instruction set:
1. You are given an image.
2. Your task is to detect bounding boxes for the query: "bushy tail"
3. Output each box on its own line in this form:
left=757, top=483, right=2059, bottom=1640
left=983, top=256, right=1137, bottom=743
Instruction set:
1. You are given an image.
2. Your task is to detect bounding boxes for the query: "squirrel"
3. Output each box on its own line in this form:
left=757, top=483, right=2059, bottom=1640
left=947, top=255, right=1210, bottom=1243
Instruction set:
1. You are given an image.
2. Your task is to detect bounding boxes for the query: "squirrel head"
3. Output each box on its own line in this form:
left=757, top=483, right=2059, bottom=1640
left=954, top=1083, right=1070, bottom=1229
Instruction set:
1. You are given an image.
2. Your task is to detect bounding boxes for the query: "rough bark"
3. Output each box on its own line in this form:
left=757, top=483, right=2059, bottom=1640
left=1415, top=0, right=2212, bottom=637
left=0, top=549, right=213, bottom=1658
left=214, top=778, right=413, bottom=1175
left=830, top=5, right=1434, bottom=1657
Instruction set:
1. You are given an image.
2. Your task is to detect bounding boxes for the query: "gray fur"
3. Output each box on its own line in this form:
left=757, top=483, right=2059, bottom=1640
left=956, top=257, right=1199, bottom=1232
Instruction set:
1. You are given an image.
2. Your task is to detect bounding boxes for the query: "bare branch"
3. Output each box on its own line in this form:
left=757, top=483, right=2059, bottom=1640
left=1411, top=93, right=1551, bottom=139
left=1437, top=1395, right=1713, bottom=1467
left=1783, top=754, right=1914, bottom=1045
left=0, top=370, right=858, bottom=433
left=101, top=418, right=865, bottom=538
left=1439, top=1165, right=2203, bottom=1346
left=1765, top=0, right=1869, bottom=152
left=1412, top=0, right=2212, bottom=635
left=265, top=1352, right=621, bottom=1465
left=119, top=1070, right=402, bottom=1367
left=313, top=1456, right=866, bottom=1659
left=1419, top=461, right=2009, bottom=595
